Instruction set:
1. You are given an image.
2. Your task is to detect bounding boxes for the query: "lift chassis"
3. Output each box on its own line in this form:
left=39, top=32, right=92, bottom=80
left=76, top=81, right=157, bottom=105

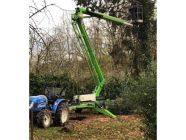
left=69, top=7, right=133, bottom=118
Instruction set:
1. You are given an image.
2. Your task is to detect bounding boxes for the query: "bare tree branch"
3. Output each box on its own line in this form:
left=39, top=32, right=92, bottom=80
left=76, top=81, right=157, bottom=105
left=29, top=4, right=54, bottom=18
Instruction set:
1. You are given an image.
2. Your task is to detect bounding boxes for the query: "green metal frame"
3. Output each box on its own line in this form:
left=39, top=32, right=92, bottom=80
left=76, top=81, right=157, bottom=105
left=70, top=102, right=116, bottom=118
left=70, top=7, right=132, bottom=118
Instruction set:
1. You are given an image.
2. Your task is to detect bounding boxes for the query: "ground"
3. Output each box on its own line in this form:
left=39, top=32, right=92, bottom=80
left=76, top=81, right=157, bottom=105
left=31, top=113, right=144, bottom=140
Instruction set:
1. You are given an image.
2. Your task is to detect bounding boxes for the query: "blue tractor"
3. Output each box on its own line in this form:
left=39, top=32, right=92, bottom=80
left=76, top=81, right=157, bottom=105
left=29, top=88, right=69, bottom=128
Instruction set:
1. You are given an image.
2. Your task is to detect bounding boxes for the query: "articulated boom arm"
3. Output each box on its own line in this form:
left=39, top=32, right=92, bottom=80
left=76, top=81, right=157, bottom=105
left=77, top=7, right=133, bottom=26
left=72, top=7, right=132, bottom=98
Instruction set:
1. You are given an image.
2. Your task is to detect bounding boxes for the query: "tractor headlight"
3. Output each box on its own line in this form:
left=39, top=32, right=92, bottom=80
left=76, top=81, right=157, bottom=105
left=29, top=102, right=34, bottom=110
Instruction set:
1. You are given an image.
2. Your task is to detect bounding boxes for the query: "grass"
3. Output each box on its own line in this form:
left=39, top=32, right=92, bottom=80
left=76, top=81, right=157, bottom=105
left=31, top=113, right=144, bottom=140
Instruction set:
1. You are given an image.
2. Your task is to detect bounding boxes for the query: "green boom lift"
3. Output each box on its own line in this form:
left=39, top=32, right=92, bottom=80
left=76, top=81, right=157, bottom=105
left=69, top=7, right=133, bottom=118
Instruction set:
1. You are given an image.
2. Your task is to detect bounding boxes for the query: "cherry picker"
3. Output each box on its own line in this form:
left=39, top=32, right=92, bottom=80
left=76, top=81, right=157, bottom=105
left=69, top=7, right=140, bottom=118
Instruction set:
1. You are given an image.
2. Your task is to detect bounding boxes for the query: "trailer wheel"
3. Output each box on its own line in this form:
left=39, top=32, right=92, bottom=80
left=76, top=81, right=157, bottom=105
left=55, top=102, right=69, bottom=125
left=36, top=109, right=52, bottom=128
left=75, top=108, right=82, bottom=113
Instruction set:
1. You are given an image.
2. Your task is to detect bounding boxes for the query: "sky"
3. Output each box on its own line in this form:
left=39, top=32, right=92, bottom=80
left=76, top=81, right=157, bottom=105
left=30, top=0, right=76, bottom=30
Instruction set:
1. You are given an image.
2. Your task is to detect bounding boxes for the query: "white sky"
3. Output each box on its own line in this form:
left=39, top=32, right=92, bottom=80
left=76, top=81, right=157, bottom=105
left=30, top=0, right=76, bottom=30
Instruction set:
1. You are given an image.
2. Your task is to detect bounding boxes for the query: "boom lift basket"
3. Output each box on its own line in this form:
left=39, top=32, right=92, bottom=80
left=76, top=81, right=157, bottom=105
left=129, top=3, right=143, bottom=23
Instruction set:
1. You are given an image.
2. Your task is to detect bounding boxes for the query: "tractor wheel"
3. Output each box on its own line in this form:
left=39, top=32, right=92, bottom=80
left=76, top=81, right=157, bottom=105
left=55, top=102, right=69, bottom=126
left=36, top=109, right=52, bottom=128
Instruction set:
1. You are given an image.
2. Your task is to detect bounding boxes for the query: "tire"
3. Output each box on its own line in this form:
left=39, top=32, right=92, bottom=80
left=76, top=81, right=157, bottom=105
left=55, top=102, right=69, bottom=126
left=100, top=101, right=106, bottom=109
left=96, top=101, right=106, bottom=108
left=75, top=108, right=82, bottom=113
left=36, top=109, right=52, bottom=128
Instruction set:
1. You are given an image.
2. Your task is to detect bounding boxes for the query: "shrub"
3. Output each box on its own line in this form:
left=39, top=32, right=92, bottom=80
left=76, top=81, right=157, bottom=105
left=103, top=77, right=123, bottom=99
left=105, top=65, right=156, bottom=139
left=29, top=72, right=81, bottom=99
left=137, top=72, right=157, bottom=140
left=29, top=73, right=45, bottom=95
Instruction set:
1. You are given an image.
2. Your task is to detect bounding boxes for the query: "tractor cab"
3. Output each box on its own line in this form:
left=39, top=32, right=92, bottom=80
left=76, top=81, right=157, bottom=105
left=129, top=2, right=143, bottom=23
left=44, top=87, right=66, bottom=104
